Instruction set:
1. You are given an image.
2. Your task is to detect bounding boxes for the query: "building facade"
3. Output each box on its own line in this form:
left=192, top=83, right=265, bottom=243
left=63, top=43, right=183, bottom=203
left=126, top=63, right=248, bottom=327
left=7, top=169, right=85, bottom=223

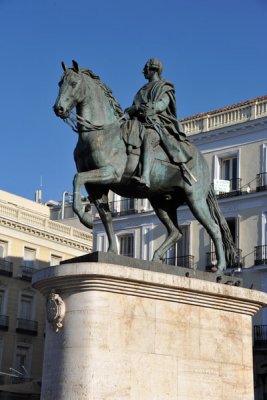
left=0, top=190, right=92, bottom=393
left=93, top=95, right=267, bottom=399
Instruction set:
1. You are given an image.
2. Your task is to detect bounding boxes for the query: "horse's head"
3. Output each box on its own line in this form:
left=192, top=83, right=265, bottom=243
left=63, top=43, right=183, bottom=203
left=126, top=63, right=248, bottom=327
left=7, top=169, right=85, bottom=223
left=54, top=60, right=123, bottom=127
left=53, top=60, right=85, bottom=119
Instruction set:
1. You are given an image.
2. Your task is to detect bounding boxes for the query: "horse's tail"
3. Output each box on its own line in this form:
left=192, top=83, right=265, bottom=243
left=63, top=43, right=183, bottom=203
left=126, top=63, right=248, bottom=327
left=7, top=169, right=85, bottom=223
left=206, top=186, right=237, bottom=267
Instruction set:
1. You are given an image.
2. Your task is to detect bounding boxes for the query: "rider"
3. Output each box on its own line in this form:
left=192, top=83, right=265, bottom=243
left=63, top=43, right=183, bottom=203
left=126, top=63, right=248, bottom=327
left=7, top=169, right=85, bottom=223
left=125, top=58, right=192, bottom=189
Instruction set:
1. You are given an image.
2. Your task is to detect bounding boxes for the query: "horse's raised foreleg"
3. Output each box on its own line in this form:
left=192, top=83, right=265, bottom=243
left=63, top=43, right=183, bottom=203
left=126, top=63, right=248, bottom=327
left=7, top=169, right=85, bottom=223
left=186, top=194, right=226, bottom=272
left=149, top=198, right=182, bottom=262
left=73, top=165, right=119, bottom=227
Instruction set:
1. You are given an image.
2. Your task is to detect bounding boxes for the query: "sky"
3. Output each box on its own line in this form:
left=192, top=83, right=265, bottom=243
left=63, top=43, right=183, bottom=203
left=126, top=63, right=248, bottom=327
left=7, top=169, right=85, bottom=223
left=0, top=0, right=266, bottom=202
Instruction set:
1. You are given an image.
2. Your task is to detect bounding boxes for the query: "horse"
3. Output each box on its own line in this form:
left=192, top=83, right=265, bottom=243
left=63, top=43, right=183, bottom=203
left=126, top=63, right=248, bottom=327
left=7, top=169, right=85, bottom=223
left=53, top=60, right=236, bottom=272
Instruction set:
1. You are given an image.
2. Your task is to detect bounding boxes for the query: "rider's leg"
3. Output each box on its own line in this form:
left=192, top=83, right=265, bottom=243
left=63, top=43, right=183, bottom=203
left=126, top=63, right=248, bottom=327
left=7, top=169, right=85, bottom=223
left=140, top=129, right=159, bottom=189
left=140, top=134, right=153, bottom=189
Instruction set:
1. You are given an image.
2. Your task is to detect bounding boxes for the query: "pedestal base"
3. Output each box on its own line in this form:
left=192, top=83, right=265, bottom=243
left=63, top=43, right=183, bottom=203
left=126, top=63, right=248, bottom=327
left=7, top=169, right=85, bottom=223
left=33, top=259, right=267, bottom=400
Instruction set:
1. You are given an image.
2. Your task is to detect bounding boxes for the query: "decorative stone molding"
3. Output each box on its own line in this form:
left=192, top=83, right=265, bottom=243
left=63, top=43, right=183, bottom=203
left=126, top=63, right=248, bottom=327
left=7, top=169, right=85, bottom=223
left=180, top=96, right=267, bottom=135
left=0, top=218, right=92, bottom=252
left=46, top=290, right=65, bottom=333
left=33, top=262, right=267, bottom=317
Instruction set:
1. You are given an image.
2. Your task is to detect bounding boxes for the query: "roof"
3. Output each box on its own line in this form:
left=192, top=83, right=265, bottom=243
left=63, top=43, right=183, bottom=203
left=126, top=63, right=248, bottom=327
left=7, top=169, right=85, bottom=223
left=179, top=95, right=267, bottom=122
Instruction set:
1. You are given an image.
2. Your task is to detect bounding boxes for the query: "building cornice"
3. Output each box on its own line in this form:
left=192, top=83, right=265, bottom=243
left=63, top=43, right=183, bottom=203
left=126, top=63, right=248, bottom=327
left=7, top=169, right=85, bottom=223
left=0, top=200, right=92, bottom=252
left=180, top=96, right=267, bottom=137
left=188, top=116, right=267, bottom=147
left=0, top=217, right=92, bottom=252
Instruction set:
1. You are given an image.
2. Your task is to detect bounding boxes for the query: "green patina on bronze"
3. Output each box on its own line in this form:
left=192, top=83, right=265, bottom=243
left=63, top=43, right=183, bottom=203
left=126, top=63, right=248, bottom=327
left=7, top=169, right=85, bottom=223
left=53, top=59, right=236, bottom=272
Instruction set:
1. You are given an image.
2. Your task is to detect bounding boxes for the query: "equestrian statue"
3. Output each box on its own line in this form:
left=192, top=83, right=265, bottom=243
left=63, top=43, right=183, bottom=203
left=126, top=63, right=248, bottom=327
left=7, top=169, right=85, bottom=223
left=53, top=59, right=236, bottom=272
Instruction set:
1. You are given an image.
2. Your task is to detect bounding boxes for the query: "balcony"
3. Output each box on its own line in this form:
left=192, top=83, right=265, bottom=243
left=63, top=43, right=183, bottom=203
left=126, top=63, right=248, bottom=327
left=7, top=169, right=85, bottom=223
left=256, top=172, right=267, bottom=192
left=0, top=259, right=13, bottom=277
left=164, top=255, right=195, bottom=269
left=254, top=325, right=267, bottom=345
left=0, top=315, right=9, bottom=331
left=254, top=245, right=267, bottom=266
left=216, top=178, right=242, bottom=199
left=16, top=318, right=38, bottom=336
left=206, top=249, right=243, bottom=271
left=109, top=198, right=138, bottom=216
left=20, top=265, right=36, bottom=281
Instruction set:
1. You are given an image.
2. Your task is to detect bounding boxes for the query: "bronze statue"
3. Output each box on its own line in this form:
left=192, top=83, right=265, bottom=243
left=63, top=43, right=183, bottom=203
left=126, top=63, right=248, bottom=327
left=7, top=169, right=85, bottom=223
left=125, top=58, right=192, bottom=189
left=53, top=59, right=237, bottom=272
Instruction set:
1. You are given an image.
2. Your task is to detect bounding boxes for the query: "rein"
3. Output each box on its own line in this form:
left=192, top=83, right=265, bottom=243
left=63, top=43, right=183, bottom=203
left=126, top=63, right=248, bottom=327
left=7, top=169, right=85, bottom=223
left=63, top=111, right=128, bottom=133
left=63, top=111, right=104, bottom=133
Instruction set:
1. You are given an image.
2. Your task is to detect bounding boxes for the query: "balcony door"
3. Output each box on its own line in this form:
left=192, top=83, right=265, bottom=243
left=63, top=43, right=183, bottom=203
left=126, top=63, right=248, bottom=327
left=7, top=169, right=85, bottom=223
left=0, top=241, right=7, bottom=259
left=19, top=293, right=34, bottom=321
left=23, top=248, right=36, bottom=269
left=220, top=157, right=238, bottom=190
left=118, top=233, right=134, bottom=258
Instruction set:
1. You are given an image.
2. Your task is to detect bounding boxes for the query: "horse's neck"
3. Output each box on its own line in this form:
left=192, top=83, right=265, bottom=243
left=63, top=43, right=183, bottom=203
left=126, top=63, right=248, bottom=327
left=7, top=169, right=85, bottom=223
left=78, top=79, right=118, bottom=127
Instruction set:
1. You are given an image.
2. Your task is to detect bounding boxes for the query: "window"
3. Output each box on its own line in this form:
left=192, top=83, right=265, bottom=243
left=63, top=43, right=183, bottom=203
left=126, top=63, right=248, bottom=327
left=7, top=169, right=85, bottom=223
left=261, top=144, right=267, bottom=174
left=14, top=344, right=31, bottom=376
left=226, top=218, right=239, bottom=246
left=118, top=234, right=134, bottom=257
left=259, top=144, right=267, bottom=189
left=19, top=293, right=34, bottom=320
left=110, top=195, right=136, bottom=214
left=0, top=338, right=3, bottom=370
left=220, top=157, right=238, bottom=190
left=0, top=288, right=7, bottom=315
left=23, top=248, right=36, bottom=269
left=0, top=241, right=7, bottom=259
left=50, top=255, right=62, bottom=266
left=97, top=234, right=107, bottom=252
left=120, top=198, right=135, bottom=212
left=214, top=150, right=240, bottom=193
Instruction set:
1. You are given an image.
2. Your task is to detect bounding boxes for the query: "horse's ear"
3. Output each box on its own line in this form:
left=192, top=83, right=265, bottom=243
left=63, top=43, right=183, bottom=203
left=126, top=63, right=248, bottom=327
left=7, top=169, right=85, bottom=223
left=72, top=60, right=79, bottom=73
left=61, top=62, right=67, bottom=71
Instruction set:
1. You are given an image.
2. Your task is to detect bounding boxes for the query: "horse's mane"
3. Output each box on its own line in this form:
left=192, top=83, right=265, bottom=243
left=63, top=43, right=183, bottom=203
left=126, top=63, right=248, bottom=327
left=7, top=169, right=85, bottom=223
left=81, top=68, right=124, bottom=118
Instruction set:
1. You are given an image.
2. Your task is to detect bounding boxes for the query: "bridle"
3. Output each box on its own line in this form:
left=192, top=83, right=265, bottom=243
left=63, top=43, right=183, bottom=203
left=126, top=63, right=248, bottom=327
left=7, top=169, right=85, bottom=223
left=63, top=111, right=128, bottom=133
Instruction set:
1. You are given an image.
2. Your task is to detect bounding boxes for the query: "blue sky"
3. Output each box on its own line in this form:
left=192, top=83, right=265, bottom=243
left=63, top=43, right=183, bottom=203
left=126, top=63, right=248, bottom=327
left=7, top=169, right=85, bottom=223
left=0, top=0, right=266, bottom=202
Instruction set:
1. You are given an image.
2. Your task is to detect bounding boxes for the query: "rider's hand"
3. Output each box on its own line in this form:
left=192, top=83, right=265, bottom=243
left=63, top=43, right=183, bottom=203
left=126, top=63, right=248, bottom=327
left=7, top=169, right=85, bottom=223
left=138, top=104, right=156, bottom=117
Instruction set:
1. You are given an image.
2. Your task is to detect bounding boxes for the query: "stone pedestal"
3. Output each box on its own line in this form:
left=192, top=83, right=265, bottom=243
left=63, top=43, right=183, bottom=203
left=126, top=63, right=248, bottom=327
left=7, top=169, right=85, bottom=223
left=33, top=258, right=267, bottom=400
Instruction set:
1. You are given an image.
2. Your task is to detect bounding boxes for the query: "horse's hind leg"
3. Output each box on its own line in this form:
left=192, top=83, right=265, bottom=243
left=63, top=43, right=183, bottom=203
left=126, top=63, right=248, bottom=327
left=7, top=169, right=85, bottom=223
left=186, top=194, right=226, bottom=272
left=149, top=198, right=182, bottom=262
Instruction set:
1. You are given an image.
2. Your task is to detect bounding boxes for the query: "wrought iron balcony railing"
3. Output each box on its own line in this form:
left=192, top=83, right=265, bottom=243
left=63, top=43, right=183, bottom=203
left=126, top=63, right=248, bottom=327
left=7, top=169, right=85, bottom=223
left=254, top=325, right=267, bottom=343
left=164, top=255, right=195, bottom=269
left=0, top=315, right=9, bottom=330
left=16, top=318, right=38, bottom=336
left=256, top=172, right=267, bottom=192
left=206, top=249, right=243, bottom=270
left=0, top=259, right=13, bottom=277
left=20, top=265, right=36, bottom=281
left=216, top=178, right=242, bottom=199
left=254, top=245, right=267, bottom=266
left=109, top=199, right=137, bottom=216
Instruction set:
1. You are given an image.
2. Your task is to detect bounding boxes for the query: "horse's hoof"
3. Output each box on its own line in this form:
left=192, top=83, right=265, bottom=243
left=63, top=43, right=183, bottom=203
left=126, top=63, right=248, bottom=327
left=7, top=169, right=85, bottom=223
left=210, top=265, right=218, bottom=273
left=107, top=249, right=118, bottom=255
left=152, top=254, right=163, bottom=263
left=82, top=213, right=93, bottom=229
